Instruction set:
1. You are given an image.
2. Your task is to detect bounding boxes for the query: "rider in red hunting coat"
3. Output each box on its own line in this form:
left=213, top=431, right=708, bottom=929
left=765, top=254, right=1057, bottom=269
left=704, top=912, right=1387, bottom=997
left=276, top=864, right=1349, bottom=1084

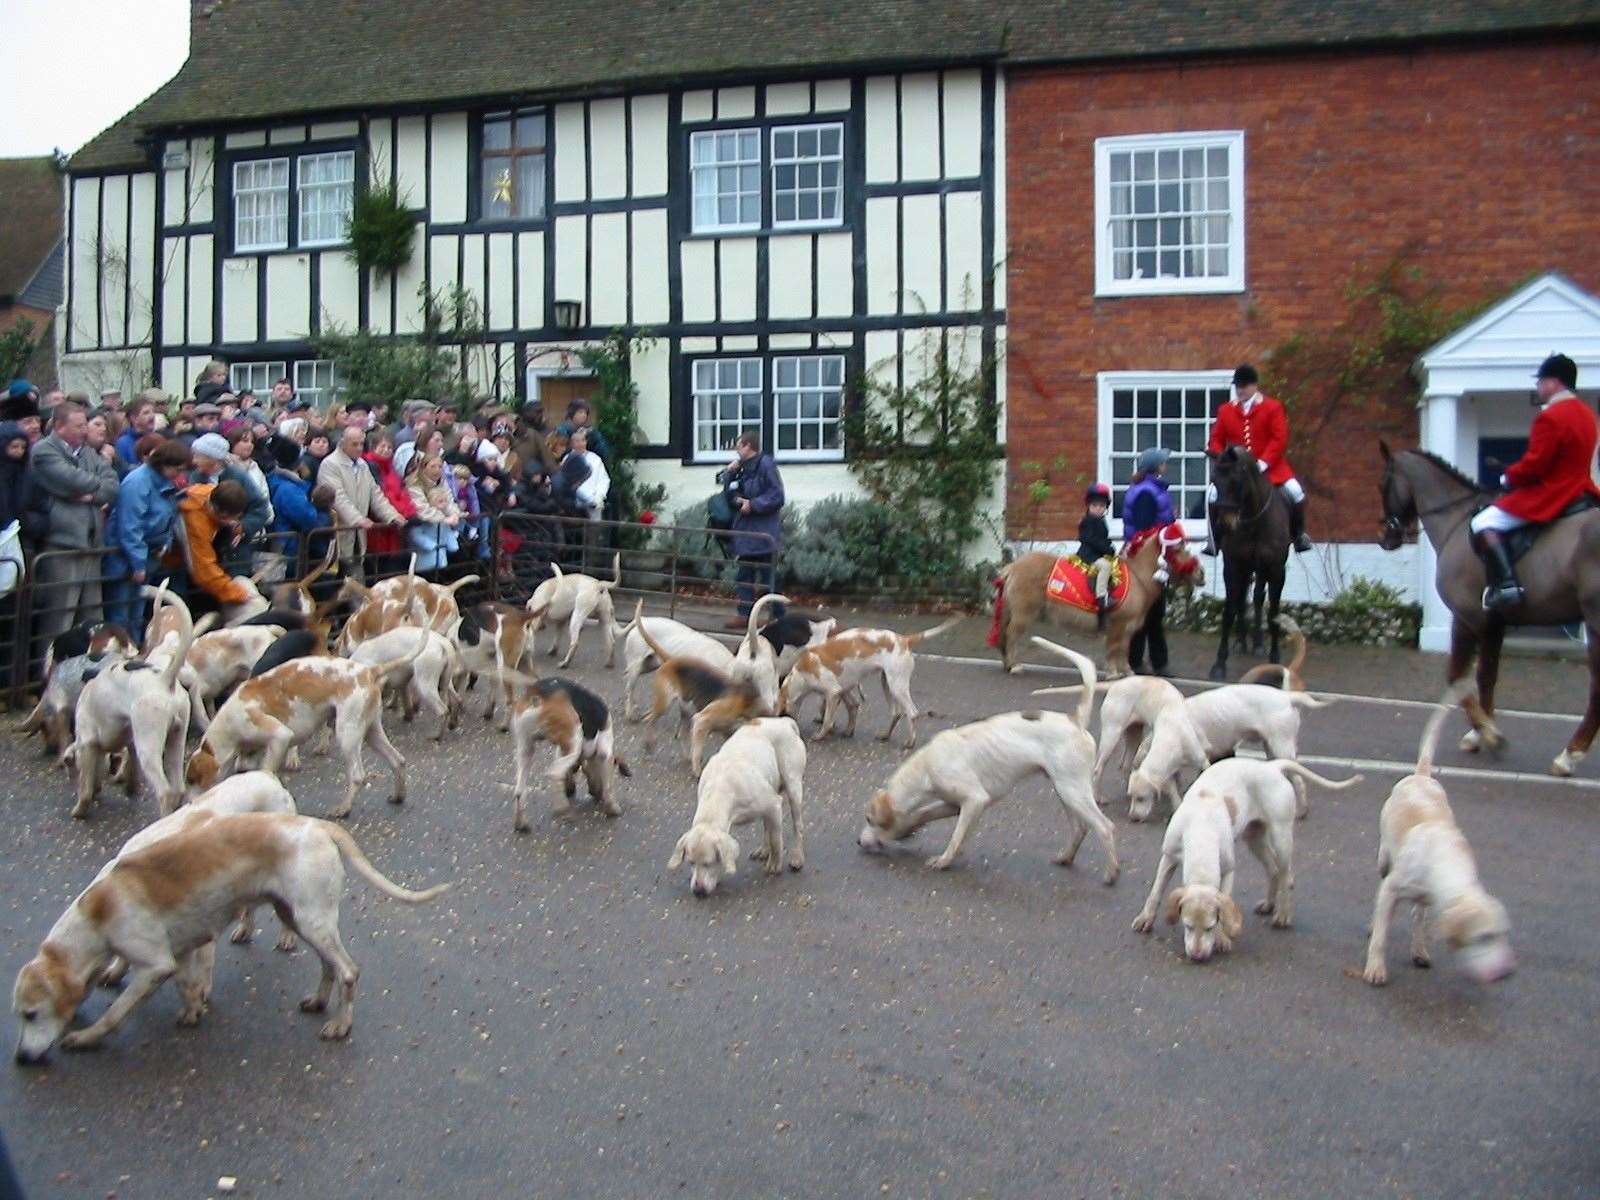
left=1469, top=353, right=1599, bottom=611
left=1205, top=363, right=1313, bottom=554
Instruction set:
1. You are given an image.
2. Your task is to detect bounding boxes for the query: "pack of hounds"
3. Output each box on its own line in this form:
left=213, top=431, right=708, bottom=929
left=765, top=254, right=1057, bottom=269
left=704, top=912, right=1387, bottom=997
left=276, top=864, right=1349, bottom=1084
left=10, top=556, right=1514, bottom=1065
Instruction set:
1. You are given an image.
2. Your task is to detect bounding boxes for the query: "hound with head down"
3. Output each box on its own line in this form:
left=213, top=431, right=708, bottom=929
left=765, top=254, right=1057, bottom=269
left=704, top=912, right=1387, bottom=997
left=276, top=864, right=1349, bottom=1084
left=527, top=553, right=622, bottom=669
left=11, top=811, right=450, bottom=1061
left=1362, top=690, right=1515, bottom=987
left=779, top=615, right=961, bottom=748
left=67, top=587, right=200, bottom=819
left=16, top=622, right=137, bottom=757
left=349, top=625, right=463, bottom=741
left=1132, top=758, right=1362, bottom=962
left=1036, top=668, right=1185, bottom=810
left=509, top=676, right=630, bottom=831
left=858, top=638, right=1118, bottom=879
left=184, top=624, right=287, bottom=721
left=620, top=596, right=786, bottom=722
left=186, top=630, right=427, bottom=819
left=1126, top=684, right=1334, bottom=823
left=669, top=717, right=806, bottom=897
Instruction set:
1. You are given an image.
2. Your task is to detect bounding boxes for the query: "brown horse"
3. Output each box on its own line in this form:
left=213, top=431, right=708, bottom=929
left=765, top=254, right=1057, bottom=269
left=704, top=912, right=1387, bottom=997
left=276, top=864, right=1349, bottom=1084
left=1378, top=443, right=1600, bottom=776
left=992, top=524, right=1202, bottom=676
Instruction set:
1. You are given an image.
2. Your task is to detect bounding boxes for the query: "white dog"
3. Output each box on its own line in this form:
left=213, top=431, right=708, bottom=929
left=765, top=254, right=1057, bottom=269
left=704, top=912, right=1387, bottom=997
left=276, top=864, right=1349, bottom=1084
left=668, top=717, right=806, bottom=897
left=1037, top=669, right=1185, bottom=809
left=67, top=587, right=199, bottom=818
left=857, top=638, right=1117, bottom=879
left=1362, top=691, right=1515, bottom=987
left=1132, top=758, right=1362, bottom=962
left=527, top=553, right=623, bottom=668
left=348, top=625, right=462, bottom=741
left=12, top=812, right=450, bottom=1060
left=620, top=593, right=787, bottom=723
left=1126, top=684, right=1333, bottom=822
left=184, top=624, right=284, bottom=722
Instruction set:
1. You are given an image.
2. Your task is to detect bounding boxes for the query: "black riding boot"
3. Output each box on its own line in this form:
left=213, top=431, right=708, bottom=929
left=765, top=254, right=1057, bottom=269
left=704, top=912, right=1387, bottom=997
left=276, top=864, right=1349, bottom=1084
left=1289, top=500, right=1313, bottom=553
left=1476, top=531, right=1526, bottom=612
left=1202, top=510, right=1219, bottom=556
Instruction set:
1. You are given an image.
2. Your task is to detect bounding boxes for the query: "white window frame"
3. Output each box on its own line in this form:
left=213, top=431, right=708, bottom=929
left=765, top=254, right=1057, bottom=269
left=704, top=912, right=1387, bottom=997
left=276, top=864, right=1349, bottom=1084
left=772, top=353, right=846, bottom=461
left=232, top=157, right=290, bottom=253
left=690, top=357, right=764, bottom=463
left=770, top=123, right=845, bottom=230
left=229, top=360, right=287, bottom=399
left=292, top=359, right=341, bottom=409
left=296, top=150, right=356, bottom=248
left=1093, top=131, right=1245, bottom=297
left=690, top=129, right=763, bottom=235
left=1097, top=370, right=1231, bottom=538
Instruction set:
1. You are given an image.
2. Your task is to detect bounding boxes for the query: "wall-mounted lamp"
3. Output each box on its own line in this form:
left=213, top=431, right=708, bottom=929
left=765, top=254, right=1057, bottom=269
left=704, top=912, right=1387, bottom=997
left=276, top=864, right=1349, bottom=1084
left=553, top=299, right=583, bottom=331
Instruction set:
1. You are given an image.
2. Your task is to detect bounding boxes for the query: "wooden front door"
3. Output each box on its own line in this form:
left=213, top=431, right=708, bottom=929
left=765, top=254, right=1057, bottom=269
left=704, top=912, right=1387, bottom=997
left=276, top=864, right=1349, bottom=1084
left=538, top=376, right=601, bottom=422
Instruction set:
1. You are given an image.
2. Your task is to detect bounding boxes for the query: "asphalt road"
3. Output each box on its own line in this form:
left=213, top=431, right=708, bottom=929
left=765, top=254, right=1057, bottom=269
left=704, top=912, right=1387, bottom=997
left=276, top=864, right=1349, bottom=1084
left=1, top=640, right=1597, bottom=1199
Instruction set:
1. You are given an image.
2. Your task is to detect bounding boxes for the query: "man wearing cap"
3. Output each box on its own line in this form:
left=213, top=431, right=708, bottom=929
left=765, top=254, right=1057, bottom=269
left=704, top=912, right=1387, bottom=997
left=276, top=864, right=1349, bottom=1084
left=99, top=388, right=123, bottom=412
left=1205, top=364, right=1312, bottom=554
left=117, top=389, right=165, bottom=463
left=1468, top=354, right=1597, bottom=611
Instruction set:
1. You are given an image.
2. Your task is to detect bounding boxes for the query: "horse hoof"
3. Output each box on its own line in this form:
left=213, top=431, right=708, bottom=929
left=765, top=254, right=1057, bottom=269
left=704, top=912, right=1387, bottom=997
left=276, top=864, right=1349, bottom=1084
left=1208, top=664, right=1227, bottom=682
left=1552, top=749, right=1583, bottom=778
left=1459, top=729, right=1481, bottom=753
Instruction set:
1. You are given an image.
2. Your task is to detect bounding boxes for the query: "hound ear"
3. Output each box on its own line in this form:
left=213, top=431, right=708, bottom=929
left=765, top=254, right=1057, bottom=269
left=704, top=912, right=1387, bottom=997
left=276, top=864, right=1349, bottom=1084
left=1379, top=439, right=1392, bottom=462
left=1163, top=887, right=1188, bottom=926
left=1217, top=893, right=1244, bottom=940
left=667, top=835, right=688, bottom=870
left=717, top=833, right=739, bottom=876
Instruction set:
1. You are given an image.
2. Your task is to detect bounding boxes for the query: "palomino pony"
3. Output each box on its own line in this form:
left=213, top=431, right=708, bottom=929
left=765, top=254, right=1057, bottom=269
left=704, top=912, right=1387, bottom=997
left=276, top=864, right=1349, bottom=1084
left=1378, top=443, right=1600, bottom=776
left=990, top=522, right=1202, bottom=677
left=1208, top=445, right=1290, bottom=681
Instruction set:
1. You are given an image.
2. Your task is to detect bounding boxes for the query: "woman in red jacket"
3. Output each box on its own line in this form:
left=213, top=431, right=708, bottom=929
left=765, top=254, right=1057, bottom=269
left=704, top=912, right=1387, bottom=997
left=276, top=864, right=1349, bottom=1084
left=362, top=429, right=416, bottom=571
left=1469, top=353, right=1598, bottom=611
left=1205, top=364, right=1313, bottom=554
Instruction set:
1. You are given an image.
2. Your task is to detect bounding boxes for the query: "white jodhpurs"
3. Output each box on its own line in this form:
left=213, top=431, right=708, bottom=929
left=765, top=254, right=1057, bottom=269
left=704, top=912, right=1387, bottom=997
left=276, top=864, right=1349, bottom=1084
left=1208, top=476, right=1304, bottom=502
left=1469, top=504, right=1530, bottom=535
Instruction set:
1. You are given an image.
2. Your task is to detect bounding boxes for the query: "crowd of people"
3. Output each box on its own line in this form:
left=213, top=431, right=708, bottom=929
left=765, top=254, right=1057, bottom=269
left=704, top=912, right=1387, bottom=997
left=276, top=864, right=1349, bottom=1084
left=0, top=364, right=615, bottom=666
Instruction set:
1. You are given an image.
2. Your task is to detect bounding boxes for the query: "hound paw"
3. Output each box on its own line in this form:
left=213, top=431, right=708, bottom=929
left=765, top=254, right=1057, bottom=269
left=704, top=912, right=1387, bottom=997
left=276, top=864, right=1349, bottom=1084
left=299, top=995, right=328, bottom=1014
left=274, top=932, right=298, bottom=953
left=319, top=1016, right=353, bottom=1040
left=176, top=1005, right=205, bottom=1027
left=1270, top=912, right=1293, bottom=930
left=1131, top=913, right=1155, bottom=934
left=1411, top=952, right=1432, bottom=969
left=787, top=855, right=805, bottom=872
left=749, top=845, right=770, bottom=862
left=1362, top=963, right=1388, bottom=986
left=924, top=854, right=955, bottom=870
left=1551, top=749, right=1583, bottom=778
left=60, top=1030, right=103, bottom=1051
left=1052, top=849, right=1079, bottom=867
left=1254, top=899, right=1274, bottom=916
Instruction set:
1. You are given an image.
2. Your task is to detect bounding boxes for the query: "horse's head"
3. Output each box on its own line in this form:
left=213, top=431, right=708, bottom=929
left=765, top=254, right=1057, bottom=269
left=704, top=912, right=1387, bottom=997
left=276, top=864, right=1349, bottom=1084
left=1377, top=441, right=1416, bottom=551
left=1210, top=444, right=1262, bottom=531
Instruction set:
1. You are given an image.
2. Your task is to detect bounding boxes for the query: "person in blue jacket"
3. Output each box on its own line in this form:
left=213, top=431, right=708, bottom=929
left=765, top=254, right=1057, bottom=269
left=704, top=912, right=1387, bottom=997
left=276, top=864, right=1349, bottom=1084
left=103, top=438, right=190, bottom=629
left=715, top=430, right=785, bottom=628
left=266, top=436, right=328, bottom=565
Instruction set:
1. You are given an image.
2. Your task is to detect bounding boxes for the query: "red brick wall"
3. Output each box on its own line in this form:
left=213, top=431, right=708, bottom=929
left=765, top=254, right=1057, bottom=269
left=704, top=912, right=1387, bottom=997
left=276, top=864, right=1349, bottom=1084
left=1004, top=39, right=1600, bottom=539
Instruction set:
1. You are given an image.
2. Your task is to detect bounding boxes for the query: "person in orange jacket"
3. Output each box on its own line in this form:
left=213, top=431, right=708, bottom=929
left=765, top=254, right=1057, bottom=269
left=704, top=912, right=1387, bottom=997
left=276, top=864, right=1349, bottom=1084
left=1469, top=353, right=1598, bottom=611
left=166, top=478, right=253, bottom=615
left=1204, top=363, right=1313, bottom=554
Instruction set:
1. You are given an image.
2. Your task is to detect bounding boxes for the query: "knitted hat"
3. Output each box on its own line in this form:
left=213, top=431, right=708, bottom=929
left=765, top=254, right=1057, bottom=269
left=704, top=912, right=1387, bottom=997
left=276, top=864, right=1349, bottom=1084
left=191, top=432, right=230, bottom=460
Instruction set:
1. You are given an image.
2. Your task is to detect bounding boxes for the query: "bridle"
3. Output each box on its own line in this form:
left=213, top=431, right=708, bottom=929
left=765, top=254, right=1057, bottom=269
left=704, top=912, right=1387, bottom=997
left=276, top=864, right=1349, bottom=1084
left=1214, top=457, right=1274, bottom=528
left=1381, top=458, right=1481, bottom=544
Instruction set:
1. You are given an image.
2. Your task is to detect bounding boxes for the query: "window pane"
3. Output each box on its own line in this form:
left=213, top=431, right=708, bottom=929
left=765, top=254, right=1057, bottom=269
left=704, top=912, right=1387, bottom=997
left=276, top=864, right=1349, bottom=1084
left=516, top=112, right=545, bottom=148
left=484, top=116, right=511, bottom=150
left=517, top=153, right=545, bottom=218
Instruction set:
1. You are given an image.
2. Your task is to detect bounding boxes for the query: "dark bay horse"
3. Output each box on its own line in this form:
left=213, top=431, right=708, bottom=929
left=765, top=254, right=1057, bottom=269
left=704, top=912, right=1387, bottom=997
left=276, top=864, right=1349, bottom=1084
left=1208, top=445, right=1290, bottom=681
left=1378, top=443, right=1600, bottom=776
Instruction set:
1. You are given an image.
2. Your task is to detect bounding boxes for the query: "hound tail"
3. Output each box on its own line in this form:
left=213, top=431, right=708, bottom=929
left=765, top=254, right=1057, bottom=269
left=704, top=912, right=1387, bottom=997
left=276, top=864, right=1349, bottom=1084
left=1286, top=691, right=1336, bottom=711
left=443, top=574, right=481, bottom=595
left=141, top=582, right=195, bottom=694
left=1270, top=761, right=1363, bottom=791
left=632, top=598, right=673, bottom=665
left=905, top=615, right=963, bottom=648
left=368, top=628, right=431, bottom=681
left=319, top=821, right=452, bottom=903
left=743, top=592, right=790, bottom=657
left=597, top=552, right=622, bottom=589
left=1417, top=682, right=1474, bottom=777
left=1029, top=636, right=1098, bottom=728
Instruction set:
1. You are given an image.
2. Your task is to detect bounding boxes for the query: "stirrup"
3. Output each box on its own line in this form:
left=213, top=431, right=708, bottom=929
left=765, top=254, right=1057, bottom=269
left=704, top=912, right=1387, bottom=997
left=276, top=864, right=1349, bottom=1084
left=1481, top=584, right=1526, bottom=612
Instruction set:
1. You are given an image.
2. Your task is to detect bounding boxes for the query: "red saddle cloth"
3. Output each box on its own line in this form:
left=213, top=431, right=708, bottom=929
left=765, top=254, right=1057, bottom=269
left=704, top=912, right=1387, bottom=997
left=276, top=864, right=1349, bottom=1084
left=1046, top=555, right=1130, bottom=613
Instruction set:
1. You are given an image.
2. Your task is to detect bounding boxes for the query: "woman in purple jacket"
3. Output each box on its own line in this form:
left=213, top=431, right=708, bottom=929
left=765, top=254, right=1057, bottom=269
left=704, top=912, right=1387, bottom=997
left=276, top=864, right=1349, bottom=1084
left=715, top=430, right=785, bottom=628
left=1121, top=446, right=1177, bottom=678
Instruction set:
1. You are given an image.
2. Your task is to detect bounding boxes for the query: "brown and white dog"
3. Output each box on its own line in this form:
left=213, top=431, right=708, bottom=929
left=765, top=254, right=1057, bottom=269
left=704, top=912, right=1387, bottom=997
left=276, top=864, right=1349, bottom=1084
left=348, top=625, right=463, bottom=740
left=184, top=624, right=287, bottom=721
left=1362, top=689, right=1514, bottom=987
left=1239, top=616, right=1308, bottom=692
left=668, top=717, right=806, bottom=897
left=858, top=639, right=1118, bottom=880
left=186, top=630, right=428, bottom=818
left=12, top=812, right=450, bottom=1060
left=620, top=596, right=788, bottom=721
left=508, top=675, right=630, bottom=830
left=454, top=601, right=548, bottom=730
left=363, top=568, right=480, bottom=634
left=67, top=586, right=200, bottom=819
left=633, top=596, right=787, bottom=775
left=266, top=544, right=339, bottom=616
left=526, top=553, right=622, bottom=669
left=333, top=574, right=428, bottom=653
left=779, top=615, right=961, bottom=748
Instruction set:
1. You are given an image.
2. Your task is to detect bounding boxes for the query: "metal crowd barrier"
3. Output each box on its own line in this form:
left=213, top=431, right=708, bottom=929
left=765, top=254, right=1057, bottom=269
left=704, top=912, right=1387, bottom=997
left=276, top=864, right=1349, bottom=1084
left=1, top=511, right=782, bottom=710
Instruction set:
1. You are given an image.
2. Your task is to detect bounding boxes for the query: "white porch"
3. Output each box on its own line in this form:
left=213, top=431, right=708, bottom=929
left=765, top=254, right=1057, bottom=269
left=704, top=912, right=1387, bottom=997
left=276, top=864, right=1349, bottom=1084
left=1412, top=273, right=1600, bottom=652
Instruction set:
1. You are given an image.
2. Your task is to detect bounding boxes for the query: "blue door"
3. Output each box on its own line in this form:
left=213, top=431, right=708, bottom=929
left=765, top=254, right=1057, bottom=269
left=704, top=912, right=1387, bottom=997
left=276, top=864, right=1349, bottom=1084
left=1478, top=437, right=1528, bottom=488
